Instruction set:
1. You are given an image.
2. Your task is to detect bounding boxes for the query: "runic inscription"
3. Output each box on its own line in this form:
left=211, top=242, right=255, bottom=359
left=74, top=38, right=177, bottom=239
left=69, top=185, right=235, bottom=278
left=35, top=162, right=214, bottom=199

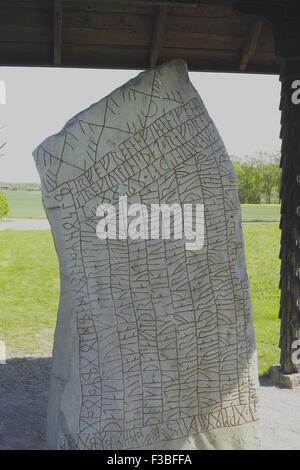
left=33, top=60, right=260, bottom=450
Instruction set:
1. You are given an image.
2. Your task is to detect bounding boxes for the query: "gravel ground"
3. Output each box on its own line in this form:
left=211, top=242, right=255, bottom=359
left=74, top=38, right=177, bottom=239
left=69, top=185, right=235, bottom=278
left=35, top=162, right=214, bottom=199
left=259, top=376, right=300, bottom=450
left=0, top=357, right=299, bottom=450
left=0, top=218, right=50, bottom=231
left=0, top=358, right=50, bottom=450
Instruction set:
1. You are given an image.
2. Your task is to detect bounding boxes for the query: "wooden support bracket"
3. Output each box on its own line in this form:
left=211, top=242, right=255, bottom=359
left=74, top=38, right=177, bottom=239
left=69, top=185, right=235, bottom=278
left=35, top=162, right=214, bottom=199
left=150, top=5, right=168, bottom=68
left=239, top=18, right=263, bottom=71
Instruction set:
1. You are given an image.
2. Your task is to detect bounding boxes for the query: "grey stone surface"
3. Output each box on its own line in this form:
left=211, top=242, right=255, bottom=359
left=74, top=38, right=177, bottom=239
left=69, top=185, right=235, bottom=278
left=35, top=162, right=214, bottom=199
left=270, top=365, right=300, bottom=389
left=33, top=60, right=260, bottom=450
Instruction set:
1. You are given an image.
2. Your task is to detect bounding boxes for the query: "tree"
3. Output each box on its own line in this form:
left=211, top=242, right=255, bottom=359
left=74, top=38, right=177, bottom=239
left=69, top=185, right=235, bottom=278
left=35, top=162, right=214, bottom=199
left=231, top=155, right=262, bottom=203
left=254, top=151, right=281, bottom=204
left=231, top=152, right=281, bottom=204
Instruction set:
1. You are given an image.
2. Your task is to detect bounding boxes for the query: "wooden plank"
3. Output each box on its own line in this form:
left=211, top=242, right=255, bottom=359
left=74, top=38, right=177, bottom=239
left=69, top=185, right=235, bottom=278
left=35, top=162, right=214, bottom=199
left=150, top=6, right=168, bottom=67
left=64, top=28, right=266, bottom=53
left=239, top=19, right=263, bottom=71
left=64, top=11, right=152, bottom=31
left=0, top=41, right=279, bottom=74
left=64, top=11, right=152, bottom=34
left=0, top=0, right=52, bottom=8
left=170, top=4, right=237, bottom=18
left=0, top=42, right=52, bottom=64
left=166, top=16, right=249, bottom=35
left=63, top=27, right=151, bottom=46
left=54, top=0, right=63, bottom=65
left=160, top=46, right=239, bottom=64
left=63, top=1, right=235, bottom=17
left=64, top=1, right=154, bottom=14
left=63, top=0, right=235, bottom=6
left=164, top=29, right=275, bottom=51
left=161, top=46, right=278, bottom=73
left=0, top=7, right=52, bottom=26
left=0, top=28, right=273, bottom=57
left=0, top=25, right=51, bottom=43
left=245, top=65, right=279, bottom=75
left=63, top=44, right=148, bottom=68
left=0, top=0, right=232, bottom=7
left=63, top=0, right=234, bottom=16
left=247, top=51, right=279, bottom=68
left=165, top=31, right=244, bottom=50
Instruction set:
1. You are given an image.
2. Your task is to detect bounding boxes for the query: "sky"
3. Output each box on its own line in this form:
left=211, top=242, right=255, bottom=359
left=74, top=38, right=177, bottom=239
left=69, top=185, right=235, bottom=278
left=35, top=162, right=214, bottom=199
left=0, top=66, right=281, bottom=183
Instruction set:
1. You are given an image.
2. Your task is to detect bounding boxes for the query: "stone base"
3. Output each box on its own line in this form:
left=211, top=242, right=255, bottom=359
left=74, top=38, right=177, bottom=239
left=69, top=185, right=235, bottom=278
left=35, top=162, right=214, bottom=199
left=270, top=365, right=300, bottom=388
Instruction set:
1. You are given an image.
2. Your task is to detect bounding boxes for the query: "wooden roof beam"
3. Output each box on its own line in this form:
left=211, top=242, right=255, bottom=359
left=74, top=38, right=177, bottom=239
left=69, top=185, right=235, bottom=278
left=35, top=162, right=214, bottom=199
left=54, top=0, right=63, bottom=65
left=150, top=5, right=168, bottom=68
left=64, top=0, right=234, bottom=5
left=239, top=18, right=263, bottom=71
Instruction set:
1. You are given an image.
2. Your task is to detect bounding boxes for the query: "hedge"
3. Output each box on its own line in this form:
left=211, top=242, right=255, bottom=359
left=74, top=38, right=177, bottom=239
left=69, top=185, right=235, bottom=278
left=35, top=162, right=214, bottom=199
left=0, top=191, right=9, bottom=220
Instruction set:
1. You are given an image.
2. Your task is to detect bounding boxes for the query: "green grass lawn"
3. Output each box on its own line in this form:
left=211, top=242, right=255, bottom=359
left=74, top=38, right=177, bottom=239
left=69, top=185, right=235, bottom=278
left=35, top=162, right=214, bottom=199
left=0, top=225, right=281, bottom=375
left=0, top=230, right=59, bottom=357
left=243, top=223, right=281, bottom=375
left=241, top=204, right=280, bottom=222
left=4, top=190, right=46, bottom=219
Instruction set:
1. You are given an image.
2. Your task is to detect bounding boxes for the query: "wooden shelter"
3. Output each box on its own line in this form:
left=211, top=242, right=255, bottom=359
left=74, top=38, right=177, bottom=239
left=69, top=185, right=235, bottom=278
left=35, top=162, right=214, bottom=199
left=1, top=0, right=299, bottom=375
left=0, top=0, right=278, bottom=72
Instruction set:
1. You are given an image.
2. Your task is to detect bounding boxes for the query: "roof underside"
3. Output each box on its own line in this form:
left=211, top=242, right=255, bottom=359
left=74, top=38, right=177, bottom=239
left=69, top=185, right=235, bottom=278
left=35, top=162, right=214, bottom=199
left=0, top=0, right=280, bottom=74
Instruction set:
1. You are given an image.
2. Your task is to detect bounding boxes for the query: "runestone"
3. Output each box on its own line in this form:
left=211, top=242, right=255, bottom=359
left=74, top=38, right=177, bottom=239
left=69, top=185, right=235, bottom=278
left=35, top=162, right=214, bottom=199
left=33, top=60, right=261, bottom=450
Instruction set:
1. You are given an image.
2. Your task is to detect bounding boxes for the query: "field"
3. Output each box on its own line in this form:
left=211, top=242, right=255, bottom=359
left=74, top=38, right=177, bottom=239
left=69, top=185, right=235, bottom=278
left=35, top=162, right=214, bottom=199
left=3, top=191, right=280, bottom=222
left=241, top=204, right=280, bottom=222
left=0, top=224, right=281, bottom=375
left=3, top=190, right=46, bottom=219
left=0, top=231, right=59, bottom=357
left=243, top=224, right=281, bottom=375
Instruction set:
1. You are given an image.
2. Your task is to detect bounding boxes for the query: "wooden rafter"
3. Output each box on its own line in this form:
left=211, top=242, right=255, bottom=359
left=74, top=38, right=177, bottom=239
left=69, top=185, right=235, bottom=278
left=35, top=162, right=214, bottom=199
left=54, top=0, right=63, bottom=65
left=239, top=18, right=263, bottom=71
left=150, top=6, right=168, bottom=68
left=64, top=0, right=234, bottom=5
left=0, top=0, right=280, bottom=73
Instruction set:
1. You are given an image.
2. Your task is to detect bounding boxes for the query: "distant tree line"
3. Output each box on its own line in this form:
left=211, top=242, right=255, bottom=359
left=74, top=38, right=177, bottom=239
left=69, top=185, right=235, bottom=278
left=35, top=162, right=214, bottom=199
left=230, top=152, right=281, bottom=204
left=0, top=182, right=41, bottom=191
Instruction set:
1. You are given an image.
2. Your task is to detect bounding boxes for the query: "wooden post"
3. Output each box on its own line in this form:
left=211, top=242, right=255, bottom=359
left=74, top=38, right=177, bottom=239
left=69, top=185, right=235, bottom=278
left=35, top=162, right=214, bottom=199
left=279, top=59, right=300, bottom=373
left=234, top=0, right=300, bottom=373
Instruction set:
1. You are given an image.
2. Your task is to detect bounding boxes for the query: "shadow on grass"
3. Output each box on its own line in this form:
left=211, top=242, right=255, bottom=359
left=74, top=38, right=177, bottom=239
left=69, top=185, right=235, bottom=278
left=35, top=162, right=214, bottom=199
left=0, top=357, right=52, bottom=450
